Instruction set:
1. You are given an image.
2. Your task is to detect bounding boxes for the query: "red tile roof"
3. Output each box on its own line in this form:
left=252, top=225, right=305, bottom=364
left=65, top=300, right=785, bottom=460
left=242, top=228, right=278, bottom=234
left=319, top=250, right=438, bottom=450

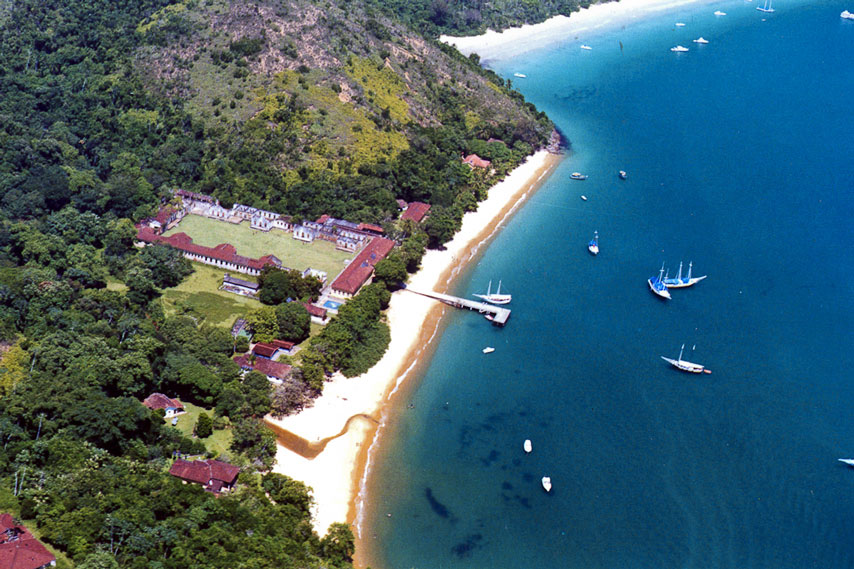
left=0, top=514, right=56, bottom=569
left=154, top=205, right=179, bottom=226
left=270, top=339, right=295, bottom=350
left=142, top=393, right=183, bottom=411
left=462, top=154, right=491, bottom=169
left=400, top=201, right=431, bottom=223
left=252, top=343, right=278, bottom=358
left=315, top=214, right=330, bottom=224
left=330, top=237, right=395, bottom=296
left=357, top=222, right=384, bottom=234
left=168, top=459, right=240, bottom=489
left=303, top=302, right=327, bottom=319
left=233, top=354, right=292, bottom=380
left=136, top=227, right=281, bottom=272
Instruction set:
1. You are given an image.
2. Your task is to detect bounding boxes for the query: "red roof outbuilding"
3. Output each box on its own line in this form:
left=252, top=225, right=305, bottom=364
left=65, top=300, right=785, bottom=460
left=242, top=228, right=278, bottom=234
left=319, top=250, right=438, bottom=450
left=252, top=343, right=279, bottom=358
left=303, top=302, right=328, bottom=319
left=0, top=514, right=56, bottom=569
left=462, top=154, right=491, bottom=169
left=142, top=393, right=183, bottom=412
left=233, top=354, right=292, bottom=381
left=169, top=459, right=240, bottom=493
left=400, top=201, right=431, bottom=223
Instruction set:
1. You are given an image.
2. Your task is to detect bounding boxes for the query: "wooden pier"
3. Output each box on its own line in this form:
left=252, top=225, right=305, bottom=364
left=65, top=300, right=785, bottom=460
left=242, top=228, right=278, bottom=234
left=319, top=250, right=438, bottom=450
left=405, top=288, right=511, bottom=326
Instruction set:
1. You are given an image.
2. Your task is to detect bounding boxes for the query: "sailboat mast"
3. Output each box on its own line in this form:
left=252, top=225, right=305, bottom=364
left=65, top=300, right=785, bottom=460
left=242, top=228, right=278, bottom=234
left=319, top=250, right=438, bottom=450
left=687, top=262, right=693, bottom=280
left=497, top=280, right=502, bottom=295
left=676, top=262, right=683, bottom=281
left=679, top=344, right=685, bottom=361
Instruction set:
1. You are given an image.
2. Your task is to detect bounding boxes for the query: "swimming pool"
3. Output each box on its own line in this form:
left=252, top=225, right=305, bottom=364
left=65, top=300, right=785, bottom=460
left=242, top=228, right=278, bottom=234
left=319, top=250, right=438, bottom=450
left=322, top=300, right=342, bottom=310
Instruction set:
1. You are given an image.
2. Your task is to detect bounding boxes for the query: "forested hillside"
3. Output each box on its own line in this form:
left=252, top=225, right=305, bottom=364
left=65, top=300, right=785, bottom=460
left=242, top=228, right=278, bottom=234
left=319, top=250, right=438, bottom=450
left=0, top=1, right=557, bottom=566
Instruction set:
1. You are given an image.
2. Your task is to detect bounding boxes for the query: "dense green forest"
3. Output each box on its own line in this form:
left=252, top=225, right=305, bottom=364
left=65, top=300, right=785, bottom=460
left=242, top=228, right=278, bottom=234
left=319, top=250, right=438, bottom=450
left=0, top=0, right=561, bottom=566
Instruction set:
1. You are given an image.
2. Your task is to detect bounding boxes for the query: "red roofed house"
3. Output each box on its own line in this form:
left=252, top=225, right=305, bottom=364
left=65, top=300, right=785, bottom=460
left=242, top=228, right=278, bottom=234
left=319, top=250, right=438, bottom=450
left=357, top=222, right=384, bottom=235
left=168, top=459, right=240, bottom=494
left=400, top=201, right=431, bottom=223
left=330, top=237, right=395, bottom=298
left=303, top=302, right=328, bottom=324
left=233, top=354, right=292, bottom=384
left=251, top=340, right=295, bottom=360
left=142, top=393, right=185, bottom=418
left=135, top=228, right=282, bottom=276
left=0, top=514, right=56, bottom=569
left=462, top=154, right=491, bottom=169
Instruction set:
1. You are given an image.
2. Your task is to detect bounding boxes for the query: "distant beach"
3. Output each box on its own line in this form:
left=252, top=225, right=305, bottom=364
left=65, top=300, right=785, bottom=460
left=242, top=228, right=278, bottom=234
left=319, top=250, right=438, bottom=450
left=267, top=149, right=561, bottom=537
left=440, top=0, right=708, bottom=61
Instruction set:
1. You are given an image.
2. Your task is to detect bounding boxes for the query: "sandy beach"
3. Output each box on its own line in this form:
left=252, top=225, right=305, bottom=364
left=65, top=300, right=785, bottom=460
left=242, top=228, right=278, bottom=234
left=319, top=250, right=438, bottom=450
left=440, top=0, right=709, bottom=61
left=268, top=0, right=710, bottom=553
left=266, top=149, right=560, bottom=536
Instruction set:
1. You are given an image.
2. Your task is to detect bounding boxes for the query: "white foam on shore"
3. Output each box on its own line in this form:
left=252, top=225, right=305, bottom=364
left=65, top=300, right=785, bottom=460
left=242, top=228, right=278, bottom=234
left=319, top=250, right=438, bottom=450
left=441, top=0, right=710, bottom=62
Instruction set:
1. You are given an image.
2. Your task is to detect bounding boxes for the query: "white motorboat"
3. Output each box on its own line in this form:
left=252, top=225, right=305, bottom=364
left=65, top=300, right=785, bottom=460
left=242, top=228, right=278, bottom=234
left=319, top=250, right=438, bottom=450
left=671, top=45, right=689, bottom=52
left=839, top=458, right=854, bottom=466
left=541, top=477, right=552, bottom=492
left=580, top=45, right=592, bottom=50
left=648, top=264, right=672, bottom=299
left=580, top=195, right=588, bottom=201
left=693, top=37, right=710, bottom=44
left=570, top=172, right=588, bottom=180
left=513, top=72, right=527, bottom=78
left=663, top=261, right=707, bottom=288
left=619, top=170, right=628, bottom=180
left=756, top=0, right=774, bottom=12
left=714, top=10, right=726, bottom=16
left=842, top=10, right=854, bottom=20
left=482, top=347, right=495, bottom=354
left=588, top=231, right=599, bottom=255
left=675, top=22, right=686, bottom=26
left=473, top=280, right=511, bottom=305
left=524, top=439, right=532, bottom=453
left=661, top=344, right=712, bottom=374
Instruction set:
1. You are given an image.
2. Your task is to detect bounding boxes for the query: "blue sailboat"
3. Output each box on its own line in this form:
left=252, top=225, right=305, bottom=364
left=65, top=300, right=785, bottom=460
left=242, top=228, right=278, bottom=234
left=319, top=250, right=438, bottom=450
left=648, top=263, right=671, bottom=299
left=663, top=261, right=707, bottom=289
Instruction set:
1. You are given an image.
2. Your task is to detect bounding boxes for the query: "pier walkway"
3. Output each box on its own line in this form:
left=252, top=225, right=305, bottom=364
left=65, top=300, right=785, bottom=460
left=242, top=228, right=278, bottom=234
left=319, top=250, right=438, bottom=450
left=404, top=287, right=511, bottom=326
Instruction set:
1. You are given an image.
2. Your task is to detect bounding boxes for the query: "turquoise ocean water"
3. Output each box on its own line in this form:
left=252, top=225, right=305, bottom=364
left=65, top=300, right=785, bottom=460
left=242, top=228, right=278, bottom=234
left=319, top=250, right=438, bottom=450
left=364, top=1, right=854, bottom=567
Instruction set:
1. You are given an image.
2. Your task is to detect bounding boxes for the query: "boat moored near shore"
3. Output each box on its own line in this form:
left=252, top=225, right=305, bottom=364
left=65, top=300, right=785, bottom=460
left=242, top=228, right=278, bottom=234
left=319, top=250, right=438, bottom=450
left=663, top=261, right=707, bottom=288
left=473, top=280, right=512, bottom=305
left=570, top=172, right=589, bottom=180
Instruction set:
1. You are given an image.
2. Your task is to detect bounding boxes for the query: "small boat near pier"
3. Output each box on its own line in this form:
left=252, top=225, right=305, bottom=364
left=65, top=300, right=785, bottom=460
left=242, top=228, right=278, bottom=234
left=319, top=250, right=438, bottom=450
left=473, top=280, right=512, bottom=305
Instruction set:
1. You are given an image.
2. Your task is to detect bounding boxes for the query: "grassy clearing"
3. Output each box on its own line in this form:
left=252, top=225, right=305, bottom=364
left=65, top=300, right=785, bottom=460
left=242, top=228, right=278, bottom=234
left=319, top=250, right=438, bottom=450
left=170, top=401, right=233, bottom=457
left=161, top=261, right=261, bottom=328
left=105, top=275, right=128, bottom=292
left=164, top=214, right=354, bottom=277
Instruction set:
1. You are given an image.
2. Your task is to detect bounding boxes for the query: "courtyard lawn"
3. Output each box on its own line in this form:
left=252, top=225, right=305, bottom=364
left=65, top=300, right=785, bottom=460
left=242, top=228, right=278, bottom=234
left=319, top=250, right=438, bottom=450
left=164, top=214, right=354, bottom=279
left=170, top=402, right=233, bottom=457
left=161, top=262, right=262, bottom=328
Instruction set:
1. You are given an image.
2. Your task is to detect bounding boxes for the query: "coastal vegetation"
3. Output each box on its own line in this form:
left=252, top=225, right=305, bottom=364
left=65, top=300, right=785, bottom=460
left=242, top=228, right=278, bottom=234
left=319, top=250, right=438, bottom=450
left=0, top=0, right=559, bottom=565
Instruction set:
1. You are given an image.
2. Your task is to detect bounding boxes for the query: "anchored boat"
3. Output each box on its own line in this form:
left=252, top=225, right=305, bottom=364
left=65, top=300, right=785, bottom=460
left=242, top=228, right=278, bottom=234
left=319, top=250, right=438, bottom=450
left=541, top=477, right=552, bottom=492
left=570, top=172, right=588, bottom=180
left=648, top=264, right=672, bottom=299
left=588, top=231, right=599, bottom=255
left=473, top=280, right=512, bottom=305
left=524, top=439, right=532, bottom=453
left=663, top=261, right=707, bottom=288
left=661, top=344, right=711, bottom=374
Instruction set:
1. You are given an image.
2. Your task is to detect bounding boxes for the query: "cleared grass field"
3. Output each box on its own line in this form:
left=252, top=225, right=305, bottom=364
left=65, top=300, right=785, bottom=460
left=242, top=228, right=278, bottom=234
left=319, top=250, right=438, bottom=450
left=164, top=214, right=354, bottom=278
left=170, top=402, right=233, bottom=457
left=161, top=262, right=261, bottom=328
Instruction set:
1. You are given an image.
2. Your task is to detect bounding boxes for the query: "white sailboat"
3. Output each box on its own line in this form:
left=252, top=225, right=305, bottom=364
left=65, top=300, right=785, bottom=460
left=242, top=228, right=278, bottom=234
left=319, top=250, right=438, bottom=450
left=524, top=439, right=532, bottom=453
left=839, top=458, right=854, bottom=466
left=473, top=280, right=512, bottom=305
left=663, top=261, right=707, bottom=288
left=541, top=476, right=552, bottom=492
left=588, top=231, right=599, bottom=255
left=756, top=0, right=774, bottom=13
left=661, top=344, right=712, bottom=374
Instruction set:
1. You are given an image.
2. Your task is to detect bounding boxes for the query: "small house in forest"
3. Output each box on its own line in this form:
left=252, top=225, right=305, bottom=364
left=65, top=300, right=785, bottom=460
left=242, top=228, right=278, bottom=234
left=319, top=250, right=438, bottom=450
left=142, top=393, right=185, bottom=418
left=168, top=459, right=240, bottom=494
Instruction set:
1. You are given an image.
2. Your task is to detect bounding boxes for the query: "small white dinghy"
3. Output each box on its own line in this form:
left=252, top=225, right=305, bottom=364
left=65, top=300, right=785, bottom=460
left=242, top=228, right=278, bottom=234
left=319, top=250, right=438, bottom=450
left=541, top=476, right=552, bottom=492
left=482, top=347, right=495, bottom=354
left=580, top=195, right=588, bottom=201
left=839, top=458, right=854, bottom=466
left=523, top=439, right=532, bottom=453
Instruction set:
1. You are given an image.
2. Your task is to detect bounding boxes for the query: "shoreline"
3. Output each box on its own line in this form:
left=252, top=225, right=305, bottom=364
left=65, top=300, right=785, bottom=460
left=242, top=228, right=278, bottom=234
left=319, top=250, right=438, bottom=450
left=440, top=0, right=710, bottom=62
left=266, top=149, right=561, bottom=541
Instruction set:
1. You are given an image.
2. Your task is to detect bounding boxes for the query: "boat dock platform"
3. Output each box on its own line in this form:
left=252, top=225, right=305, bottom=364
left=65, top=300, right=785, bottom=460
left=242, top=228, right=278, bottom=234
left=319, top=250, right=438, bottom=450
left=405, top=288, right=511, bottom=326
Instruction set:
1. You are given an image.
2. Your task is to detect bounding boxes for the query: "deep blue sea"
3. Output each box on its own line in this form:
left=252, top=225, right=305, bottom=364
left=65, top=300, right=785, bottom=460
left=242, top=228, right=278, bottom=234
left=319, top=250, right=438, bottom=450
left=364, top=1, right=854, bottom=567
